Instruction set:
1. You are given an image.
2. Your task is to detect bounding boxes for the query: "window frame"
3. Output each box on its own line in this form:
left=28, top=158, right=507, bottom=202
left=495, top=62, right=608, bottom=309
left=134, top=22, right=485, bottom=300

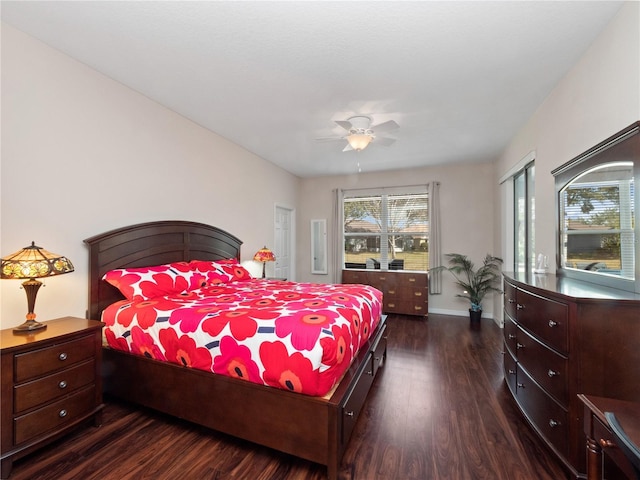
left=513, top=161, right=535, bottom=274
left=342, top=186, right=429, bottom=272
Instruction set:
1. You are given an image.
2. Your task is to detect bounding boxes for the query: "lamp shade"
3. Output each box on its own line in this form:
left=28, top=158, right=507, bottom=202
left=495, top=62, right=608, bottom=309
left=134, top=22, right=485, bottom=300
left=253, top=246, right=275, bottom=279
left=347, top=133, right=373, bottom=151
left=1, top=242, right=74, bottom=279
left=253, top=246, right=276, bottom=263
left=1, top=242, right=74, bottom=332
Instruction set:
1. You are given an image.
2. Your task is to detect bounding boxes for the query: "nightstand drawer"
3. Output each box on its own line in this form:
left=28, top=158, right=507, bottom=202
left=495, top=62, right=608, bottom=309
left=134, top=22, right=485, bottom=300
left=14, top=384, right=95, bottom=445
left=14, top=335, right=96, bottom=382
left=14, top=359, right=96, bottom=414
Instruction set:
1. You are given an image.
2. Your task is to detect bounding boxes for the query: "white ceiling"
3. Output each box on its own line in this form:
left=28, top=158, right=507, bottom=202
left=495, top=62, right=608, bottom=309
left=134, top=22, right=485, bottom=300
left=1, top=1, right=624, bottom=178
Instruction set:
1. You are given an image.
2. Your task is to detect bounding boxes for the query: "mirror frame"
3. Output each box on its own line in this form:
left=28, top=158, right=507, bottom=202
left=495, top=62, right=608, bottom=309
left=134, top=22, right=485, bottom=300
left=311, top=219, right=328, bottom=274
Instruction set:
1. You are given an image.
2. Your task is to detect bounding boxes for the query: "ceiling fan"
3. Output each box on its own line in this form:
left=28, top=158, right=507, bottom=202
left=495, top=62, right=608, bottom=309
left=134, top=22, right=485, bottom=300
left=317, top=115, right=399, bottom=152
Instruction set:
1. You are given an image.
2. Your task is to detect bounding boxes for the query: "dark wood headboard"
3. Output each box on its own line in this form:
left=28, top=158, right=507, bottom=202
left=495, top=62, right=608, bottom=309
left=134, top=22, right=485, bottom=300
left=84, top=221, right=243, bottom=320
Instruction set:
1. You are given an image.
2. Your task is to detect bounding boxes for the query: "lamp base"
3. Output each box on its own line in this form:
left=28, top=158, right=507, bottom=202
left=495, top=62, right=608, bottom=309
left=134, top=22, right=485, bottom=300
left=13, top=319, right=47, bottom=333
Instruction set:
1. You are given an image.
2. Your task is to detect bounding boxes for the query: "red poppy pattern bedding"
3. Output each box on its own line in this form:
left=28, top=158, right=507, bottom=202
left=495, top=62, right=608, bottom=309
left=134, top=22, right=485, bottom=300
left=101, top=262, right=382, bottom=397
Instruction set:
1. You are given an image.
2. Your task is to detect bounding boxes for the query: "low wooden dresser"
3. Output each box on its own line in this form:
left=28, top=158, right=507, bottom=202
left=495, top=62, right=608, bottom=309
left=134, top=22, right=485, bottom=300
left=503, top=273, right=640, bottom=479
left=342, top=269, right=428, bottom=317
left=0, top=317, right=104, bottom=478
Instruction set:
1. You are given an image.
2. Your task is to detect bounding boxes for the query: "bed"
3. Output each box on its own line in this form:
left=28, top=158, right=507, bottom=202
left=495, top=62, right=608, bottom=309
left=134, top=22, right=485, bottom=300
left=85, top=220, right=387, bottom=480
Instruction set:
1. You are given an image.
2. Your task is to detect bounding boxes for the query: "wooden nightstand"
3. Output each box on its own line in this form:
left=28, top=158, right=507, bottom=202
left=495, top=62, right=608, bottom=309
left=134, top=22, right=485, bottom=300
left=0, top=317, right=104, bottom=479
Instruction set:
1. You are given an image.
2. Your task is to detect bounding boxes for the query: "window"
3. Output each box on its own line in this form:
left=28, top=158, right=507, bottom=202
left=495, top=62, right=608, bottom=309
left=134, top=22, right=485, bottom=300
left=514, top=162, right=535, bottom=274
left=553, top=122, right=639, bottom=293
left=343, top=187, right=428, bottom=271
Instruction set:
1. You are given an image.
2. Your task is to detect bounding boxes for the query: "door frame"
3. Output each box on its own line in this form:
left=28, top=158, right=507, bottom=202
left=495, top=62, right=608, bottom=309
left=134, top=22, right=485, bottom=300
left=274, top=203, right=296, bottom=281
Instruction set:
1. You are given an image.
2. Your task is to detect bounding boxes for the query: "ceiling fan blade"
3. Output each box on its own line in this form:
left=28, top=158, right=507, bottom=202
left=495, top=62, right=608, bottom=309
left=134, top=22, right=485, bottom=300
left=371, top=120, right=399, bottom=134
left=316, top=136, right=345, bottom=142
left=374, top=136, right=396, bottom=146
left=335, top=120, right=353, bottom=131
left=342, top=143, right=354, bottom=152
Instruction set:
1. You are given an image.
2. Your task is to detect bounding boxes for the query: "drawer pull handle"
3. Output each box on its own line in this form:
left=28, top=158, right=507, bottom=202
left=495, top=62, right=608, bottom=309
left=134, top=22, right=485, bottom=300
left=548, top=320, right=558, bottom=327
left=508, top=369, right=516, bottom=375
left=388, top=289, right=396, bottom=294
left=508, top=334, right=516, bottom=340
left=516, top=304, right=524, bottom=310
left=59, top=352, right=68, bottom=361
left=517, top=383, right=525, bottom=389
left=414, top=306, right=422, bottom=311
left=409, top=278, right=416, bottom=282
left=345, top=410, right=354, bottom=417
left=508, top=298, right=515, bottom=304
left=59, top=409, right=68, bottom=418
left=414, top=292, right=422, bottom=296
left=58, top=380, right=68, bottom=389
left=388, top=303, right=395, bottom=308
left=547, top=369, right=559, bottom=378
left=375, top=356, right=381, bottom=362
left=549, top=419, right=560, bottom=428
left=599, top=439, right=615, bottom=448
left=516, top=342, right=524, bottom=350
left=378, top=277, right=386, bottom=281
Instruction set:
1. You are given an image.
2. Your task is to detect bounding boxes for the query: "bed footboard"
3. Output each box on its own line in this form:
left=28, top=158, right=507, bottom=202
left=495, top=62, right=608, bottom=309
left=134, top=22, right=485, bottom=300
left=102, top=316, right=387, bottom=480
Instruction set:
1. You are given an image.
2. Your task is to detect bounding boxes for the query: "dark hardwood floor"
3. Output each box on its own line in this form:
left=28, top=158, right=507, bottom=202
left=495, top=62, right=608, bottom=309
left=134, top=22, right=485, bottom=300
left=8, top=314, right=569, bottom=480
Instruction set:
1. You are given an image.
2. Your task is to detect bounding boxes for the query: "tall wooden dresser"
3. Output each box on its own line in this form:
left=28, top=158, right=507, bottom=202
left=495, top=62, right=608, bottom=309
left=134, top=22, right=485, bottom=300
left=503, top=272, right=640, bottom=479
left=342, top=269, right=428, bottom=317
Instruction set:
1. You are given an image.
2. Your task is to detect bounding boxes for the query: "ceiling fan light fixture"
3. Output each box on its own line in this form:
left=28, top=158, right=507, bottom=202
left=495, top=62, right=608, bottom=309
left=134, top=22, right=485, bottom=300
left=347, top=133, right=373, bottom=151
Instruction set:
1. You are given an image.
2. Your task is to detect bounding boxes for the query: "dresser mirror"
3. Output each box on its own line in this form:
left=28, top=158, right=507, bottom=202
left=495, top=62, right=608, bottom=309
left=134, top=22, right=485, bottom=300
left=553, top=122, right=639, bottom=294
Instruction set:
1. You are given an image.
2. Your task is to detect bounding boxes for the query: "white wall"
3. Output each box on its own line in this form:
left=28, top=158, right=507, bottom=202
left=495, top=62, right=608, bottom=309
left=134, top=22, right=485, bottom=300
left=297, top=161, right=499, bottom=319
left=495, top=1, right=640, bottom=275
left=0, top=24, right=299, bottom=328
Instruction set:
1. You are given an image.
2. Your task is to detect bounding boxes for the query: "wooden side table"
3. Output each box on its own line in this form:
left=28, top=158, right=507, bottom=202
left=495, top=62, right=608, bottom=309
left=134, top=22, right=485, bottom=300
left=579, top=394, right=640, bottom=480
left=0, top=317, right=104, bottom=479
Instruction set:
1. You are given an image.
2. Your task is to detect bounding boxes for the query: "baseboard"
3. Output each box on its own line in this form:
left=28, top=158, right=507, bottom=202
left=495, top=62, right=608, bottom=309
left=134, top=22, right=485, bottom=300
left=428, top=308, right=501, bottom=327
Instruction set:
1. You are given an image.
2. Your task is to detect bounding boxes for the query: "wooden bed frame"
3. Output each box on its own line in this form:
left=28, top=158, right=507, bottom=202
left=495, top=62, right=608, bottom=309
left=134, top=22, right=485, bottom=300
left=85, top=220, right=387, bottom=480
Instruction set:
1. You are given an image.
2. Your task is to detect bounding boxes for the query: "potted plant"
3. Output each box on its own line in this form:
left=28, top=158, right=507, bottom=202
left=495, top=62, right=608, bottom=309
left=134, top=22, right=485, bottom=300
left=433, top=253, right=503, bottom=324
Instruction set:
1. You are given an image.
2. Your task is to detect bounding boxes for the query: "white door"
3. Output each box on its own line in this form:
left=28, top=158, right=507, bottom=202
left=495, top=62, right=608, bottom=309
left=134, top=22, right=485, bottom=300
left=274, top=205, right=294, bottom=280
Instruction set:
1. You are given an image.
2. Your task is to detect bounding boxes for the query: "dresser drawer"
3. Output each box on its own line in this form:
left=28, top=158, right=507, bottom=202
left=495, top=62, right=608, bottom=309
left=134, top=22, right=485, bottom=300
left=516, top=290, right=568, bottom=354
left=515, top=366, right=568, bottom=458
left=394, top=272, right=426, bottom=288
left=504, top=313, right=518, bottom=357
left=395, top=289, right=427, bottom=303
left=504, top=345, right=518, bottom=396
left=503, top=280, right=518, bottom=319
left=14, top=359, right=96, bottom=414
left=383, top=299, right=427, bottom=315
left=14, top=335, right=96, bottom=382
left=14, top=384, right=96, bottom=445
left=343, top=270, right=428, bottom=316
left=342, top=270, right=369, bottom=284
left=516, top=328, right=568, bottom=405
left=371, top=272, right=396, bottom=289
left=384, top=299, right=401, bottom=313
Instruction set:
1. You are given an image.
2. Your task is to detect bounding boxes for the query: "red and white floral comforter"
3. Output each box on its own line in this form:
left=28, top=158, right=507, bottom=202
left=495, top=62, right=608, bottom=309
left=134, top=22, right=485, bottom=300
left=102, top=277, right=382, bottom=396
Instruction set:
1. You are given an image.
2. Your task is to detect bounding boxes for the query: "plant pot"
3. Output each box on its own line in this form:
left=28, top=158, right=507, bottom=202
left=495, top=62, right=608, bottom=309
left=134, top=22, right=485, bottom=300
left=469, top=309, right=482, bottom=325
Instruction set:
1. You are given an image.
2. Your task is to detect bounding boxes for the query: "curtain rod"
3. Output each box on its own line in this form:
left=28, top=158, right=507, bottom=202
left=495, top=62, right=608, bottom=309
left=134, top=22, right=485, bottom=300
left=342, top=182, right=435, bottom=194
